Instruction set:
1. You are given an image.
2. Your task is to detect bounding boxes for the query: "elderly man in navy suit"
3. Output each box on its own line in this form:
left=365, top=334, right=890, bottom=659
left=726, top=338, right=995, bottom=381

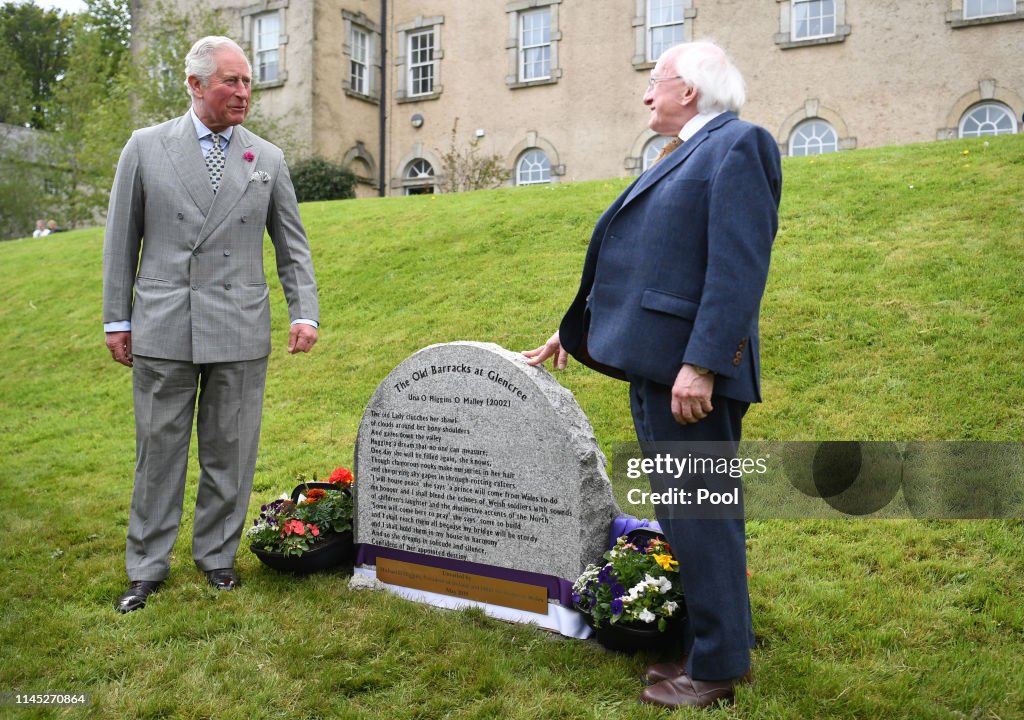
left=525, top=40, right=781, bottom=709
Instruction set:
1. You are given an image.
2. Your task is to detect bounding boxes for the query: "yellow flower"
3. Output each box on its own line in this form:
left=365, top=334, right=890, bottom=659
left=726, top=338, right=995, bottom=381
left=653, top=553, right=678, bottom=571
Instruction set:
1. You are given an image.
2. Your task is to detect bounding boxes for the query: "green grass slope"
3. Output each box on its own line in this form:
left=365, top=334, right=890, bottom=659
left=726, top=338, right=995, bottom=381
left=1, top=134, right=1022, bottom=719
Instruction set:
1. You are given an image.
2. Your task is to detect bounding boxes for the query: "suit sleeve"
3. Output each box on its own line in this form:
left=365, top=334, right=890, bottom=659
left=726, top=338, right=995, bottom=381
left=682, top=127, right=781, bottom=376
left=266, top=155, right=319, bottom=325
left=102, top=134, right=144, bottom=325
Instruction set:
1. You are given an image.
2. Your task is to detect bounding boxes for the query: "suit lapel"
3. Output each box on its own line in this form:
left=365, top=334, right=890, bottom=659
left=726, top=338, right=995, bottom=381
left=163, top=114, right=213, bottom=217
left=196, top=126, right=258, bottom=249
left=620, top=112, right=737, bottom=211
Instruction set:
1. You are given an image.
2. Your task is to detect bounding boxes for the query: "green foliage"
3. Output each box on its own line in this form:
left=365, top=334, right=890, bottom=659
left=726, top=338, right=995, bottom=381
left=439, top=117, right=511, bottom=192
left=289, top=156, right=358, bottom=202
left=573, top=535, right=684, bottom=631
left=246, top=485, right=353, bottom=556
left=0, top=1, right=72, bottom=129
left=0, top=135, right=1023, bottom=718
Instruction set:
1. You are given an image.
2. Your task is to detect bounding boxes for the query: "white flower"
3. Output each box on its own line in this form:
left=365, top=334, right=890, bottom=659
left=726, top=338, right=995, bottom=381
left=638, top=609, right=656, bottom=624
left=665, top=601, right=679, bottom=615
left=654, top=576, right=672, bottom=594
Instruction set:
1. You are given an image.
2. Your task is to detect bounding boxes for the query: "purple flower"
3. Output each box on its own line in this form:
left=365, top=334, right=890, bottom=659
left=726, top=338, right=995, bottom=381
left=610, top=599, right=624, bottom=615
left=611, top=583, right=626, bottom=598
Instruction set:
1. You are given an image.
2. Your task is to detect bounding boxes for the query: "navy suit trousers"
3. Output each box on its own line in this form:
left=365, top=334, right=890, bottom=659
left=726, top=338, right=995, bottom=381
left=628, top=376, right=755, bottom=680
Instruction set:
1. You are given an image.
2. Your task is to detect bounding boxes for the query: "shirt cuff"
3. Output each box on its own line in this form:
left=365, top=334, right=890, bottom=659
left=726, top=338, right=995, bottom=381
left=104, top=321, right=131, bottom=332
left=292, top=319, right=319, bottom=329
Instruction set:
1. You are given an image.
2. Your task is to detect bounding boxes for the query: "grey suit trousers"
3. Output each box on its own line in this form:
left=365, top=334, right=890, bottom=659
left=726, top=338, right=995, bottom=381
left=127, top=355, right=268, bottom=580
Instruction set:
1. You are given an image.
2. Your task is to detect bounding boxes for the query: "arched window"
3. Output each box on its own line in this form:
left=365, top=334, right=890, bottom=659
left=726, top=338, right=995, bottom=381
left=789, top=119, right=838, bottom=156
left=959, top=102, right=1017, bottom=138
left=642, top=136, right=672, bottom=171
left=403, top=158, right=435, bottom=195
left=516, top=149, right=551, bottom=185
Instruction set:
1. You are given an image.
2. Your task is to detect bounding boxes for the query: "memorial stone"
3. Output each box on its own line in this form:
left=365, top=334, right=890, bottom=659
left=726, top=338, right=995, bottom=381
left=354, top=342, right=619, bottom=617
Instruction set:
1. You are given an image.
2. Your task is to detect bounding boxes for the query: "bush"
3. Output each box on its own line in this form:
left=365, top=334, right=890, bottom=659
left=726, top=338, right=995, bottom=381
left=289, top=157, right=357, bottom=202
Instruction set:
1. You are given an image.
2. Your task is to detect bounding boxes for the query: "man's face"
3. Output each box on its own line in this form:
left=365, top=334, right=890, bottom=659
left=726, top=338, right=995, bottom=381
left=190, top=48, right=252, bottom=132
left=643, top=49, right=697, bottom=136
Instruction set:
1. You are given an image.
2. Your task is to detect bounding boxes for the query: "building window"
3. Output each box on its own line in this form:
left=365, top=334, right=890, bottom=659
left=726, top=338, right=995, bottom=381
left=404, top=158, right=435, bottom=194
left=408, top=30, right=435, bottom=97
left=643, top=136, right=672, bottom=171
left=775, top=0, right=849, bottom=49
left=792, top=0, right=835, bottom=40
left=789, top=119, right=838, bottom=156
left=396, top=17, right=443, bottom=102
left=516, top=149, right=551, bottom=185
left=350, top=27, right=370, bottom=96
left=519, top=9, right=551, bottom=82
left=959, top=102, right=1018, bottom=136
left=647, top=0, right=684, bottom=61
left=254, top=12, right=280, bottom=84
left=964, top=0, right=1015, bottom=17
left=505, top=1, right=561, bottom=88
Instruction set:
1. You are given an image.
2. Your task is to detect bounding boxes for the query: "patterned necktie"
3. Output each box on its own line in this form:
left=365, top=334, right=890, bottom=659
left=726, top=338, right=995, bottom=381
left=652, top=137, right=683, bottom=166
left=205, top=134, right=225, bottom=193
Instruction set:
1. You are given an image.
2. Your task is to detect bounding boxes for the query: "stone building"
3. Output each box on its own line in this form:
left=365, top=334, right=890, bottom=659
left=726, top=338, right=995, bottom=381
left=143, top=0, right=1023, bottom=197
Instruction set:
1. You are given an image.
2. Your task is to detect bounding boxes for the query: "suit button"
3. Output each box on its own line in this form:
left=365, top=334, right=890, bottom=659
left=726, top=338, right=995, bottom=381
left=177, top=212, right=184, bottom=220
left=224, top=283, right=232, bottom=290
left=240, top=216, right=247, bottom=223
left=191, top=284, right=198, bottom=290
left=224, top=249, right=231, bottom=256
left=192, top=249, right=199, bottom=256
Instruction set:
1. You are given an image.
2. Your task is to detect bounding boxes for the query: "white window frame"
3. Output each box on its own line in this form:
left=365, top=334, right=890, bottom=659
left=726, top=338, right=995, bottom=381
left=516, top=149, right=551, bottom=185
left=519, top=8, right=551, bottom=82
left=963, top=0, right=1016, bottom=17
left=350, top=27, right=370, bottom=96
left=775, top=0, right=849, bottom=49
left=959, top=102, right=1019, bottom=137
left=642, top=136, right=672, bottom=171
left=792, top=0, right=836, bottom=41
left=647, top=0, right=685, bottom=62
left=253, top=11, right=281, bottom=84
left=789, top=119, right=839, bottom=156
left=505, top=0, right=561, bottom=88
left=396, top=17, right=443, bottom=102
left=403, top=158, right=436, bottom=195
left=408, top=30, right=435, bottom=97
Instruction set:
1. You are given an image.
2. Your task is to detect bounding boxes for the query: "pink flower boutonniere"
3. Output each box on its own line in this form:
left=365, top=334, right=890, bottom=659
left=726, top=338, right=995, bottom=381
left=243, top=151, right=255, bottom=162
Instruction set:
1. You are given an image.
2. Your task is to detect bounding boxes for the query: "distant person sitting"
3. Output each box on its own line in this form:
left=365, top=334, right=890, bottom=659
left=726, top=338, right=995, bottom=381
left=32, top=220, right=46, bottom=237
left=45, top=220, right=64, bottom=234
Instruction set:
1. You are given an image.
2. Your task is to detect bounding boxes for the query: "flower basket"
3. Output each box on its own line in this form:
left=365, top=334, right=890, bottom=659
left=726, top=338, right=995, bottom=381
left=247, top=468, right=355, bottom=574
left=592, top=617, right=683, bottom=654
left=251, top=528, right=354, bottom=574
left=573, top=531, right=686, bottom=652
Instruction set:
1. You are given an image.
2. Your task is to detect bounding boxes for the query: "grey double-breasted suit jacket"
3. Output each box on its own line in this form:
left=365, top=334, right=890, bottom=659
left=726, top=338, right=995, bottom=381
left=102, top=113, right=318, bottom=363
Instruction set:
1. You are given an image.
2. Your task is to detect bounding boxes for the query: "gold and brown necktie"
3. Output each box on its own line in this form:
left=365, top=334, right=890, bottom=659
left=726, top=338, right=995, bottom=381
left=652, top=136, right=683, bottom=165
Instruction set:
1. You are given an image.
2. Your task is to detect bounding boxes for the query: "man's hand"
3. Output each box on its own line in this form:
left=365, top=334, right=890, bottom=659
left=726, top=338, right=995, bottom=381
left=671, top=364, right=714, bottom=424
left=287, top=324, right=318, bottom=354
left=105, top=331, right=133, bottom=367
left=523, top=331, right=569, bottom=370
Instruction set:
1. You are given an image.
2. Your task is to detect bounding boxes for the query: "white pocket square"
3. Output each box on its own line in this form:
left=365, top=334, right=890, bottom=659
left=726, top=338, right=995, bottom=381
left=249, top=171, right=271, bottom=183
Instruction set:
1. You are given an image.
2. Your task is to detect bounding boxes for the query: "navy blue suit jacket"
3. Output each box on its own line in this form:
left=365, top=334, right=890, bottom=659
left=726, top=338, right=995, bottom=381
left=560, top=112, right=781, bottom=403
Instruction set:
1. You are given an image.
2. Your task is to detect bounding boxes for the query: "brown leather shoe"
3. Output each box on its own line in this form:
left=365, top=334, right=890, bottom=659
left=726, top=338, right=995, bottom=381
left=639, top=674, right=749, bottom=709
left=643, top=657, right=689, bottom=685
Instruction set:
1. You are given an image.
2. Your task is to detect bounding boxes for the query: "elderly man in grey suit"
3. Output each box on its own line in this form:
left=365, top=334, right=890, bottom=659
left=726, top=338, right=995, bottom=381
left=103, top=36, right=319, bottom=613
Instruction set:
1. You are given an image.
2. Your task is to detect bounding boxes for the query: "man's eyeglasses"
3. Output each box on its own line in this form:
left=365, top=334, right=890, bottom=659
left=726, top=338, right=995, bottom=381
left=647, top=75, right=684, bottom=90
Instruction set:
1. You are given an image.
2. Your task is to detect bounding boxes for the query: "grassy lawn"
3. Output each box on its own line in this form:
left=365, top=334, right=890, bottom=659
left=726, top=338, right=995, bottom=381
left=1, top=134, right=1022, bottom=719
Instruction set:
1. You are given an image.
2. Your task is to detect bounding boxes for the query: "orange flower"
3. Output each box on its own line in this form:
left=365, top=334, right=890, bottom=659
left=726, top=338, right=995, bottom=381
left=305, top=488, right=326, bottom=502
left=328, top=467, right=354, bottom=487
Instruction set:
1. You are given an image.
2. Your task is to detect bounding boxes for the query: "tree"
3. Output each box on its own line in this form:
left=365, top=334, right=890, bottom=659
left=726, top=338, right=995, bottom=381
left=0, top=2, right=72, bottom=129
left=437, top=118, right=510, bottom=193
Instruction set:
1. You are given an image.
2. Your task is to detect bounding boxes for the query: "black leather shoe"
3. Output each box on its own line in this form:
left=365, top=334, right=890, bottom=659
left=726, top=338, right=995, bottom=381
left=115, top=580, right=162, bottom=614
left=205, top=568, right=240, bottom=590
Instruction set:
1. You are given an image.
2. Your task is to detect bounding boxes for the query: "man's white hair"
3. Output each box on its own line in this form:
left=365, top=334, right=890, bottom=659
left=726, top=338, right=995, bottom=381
left=667, top=40, right=746, bottom=114
left=183, top=36, right=250, bottom=97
